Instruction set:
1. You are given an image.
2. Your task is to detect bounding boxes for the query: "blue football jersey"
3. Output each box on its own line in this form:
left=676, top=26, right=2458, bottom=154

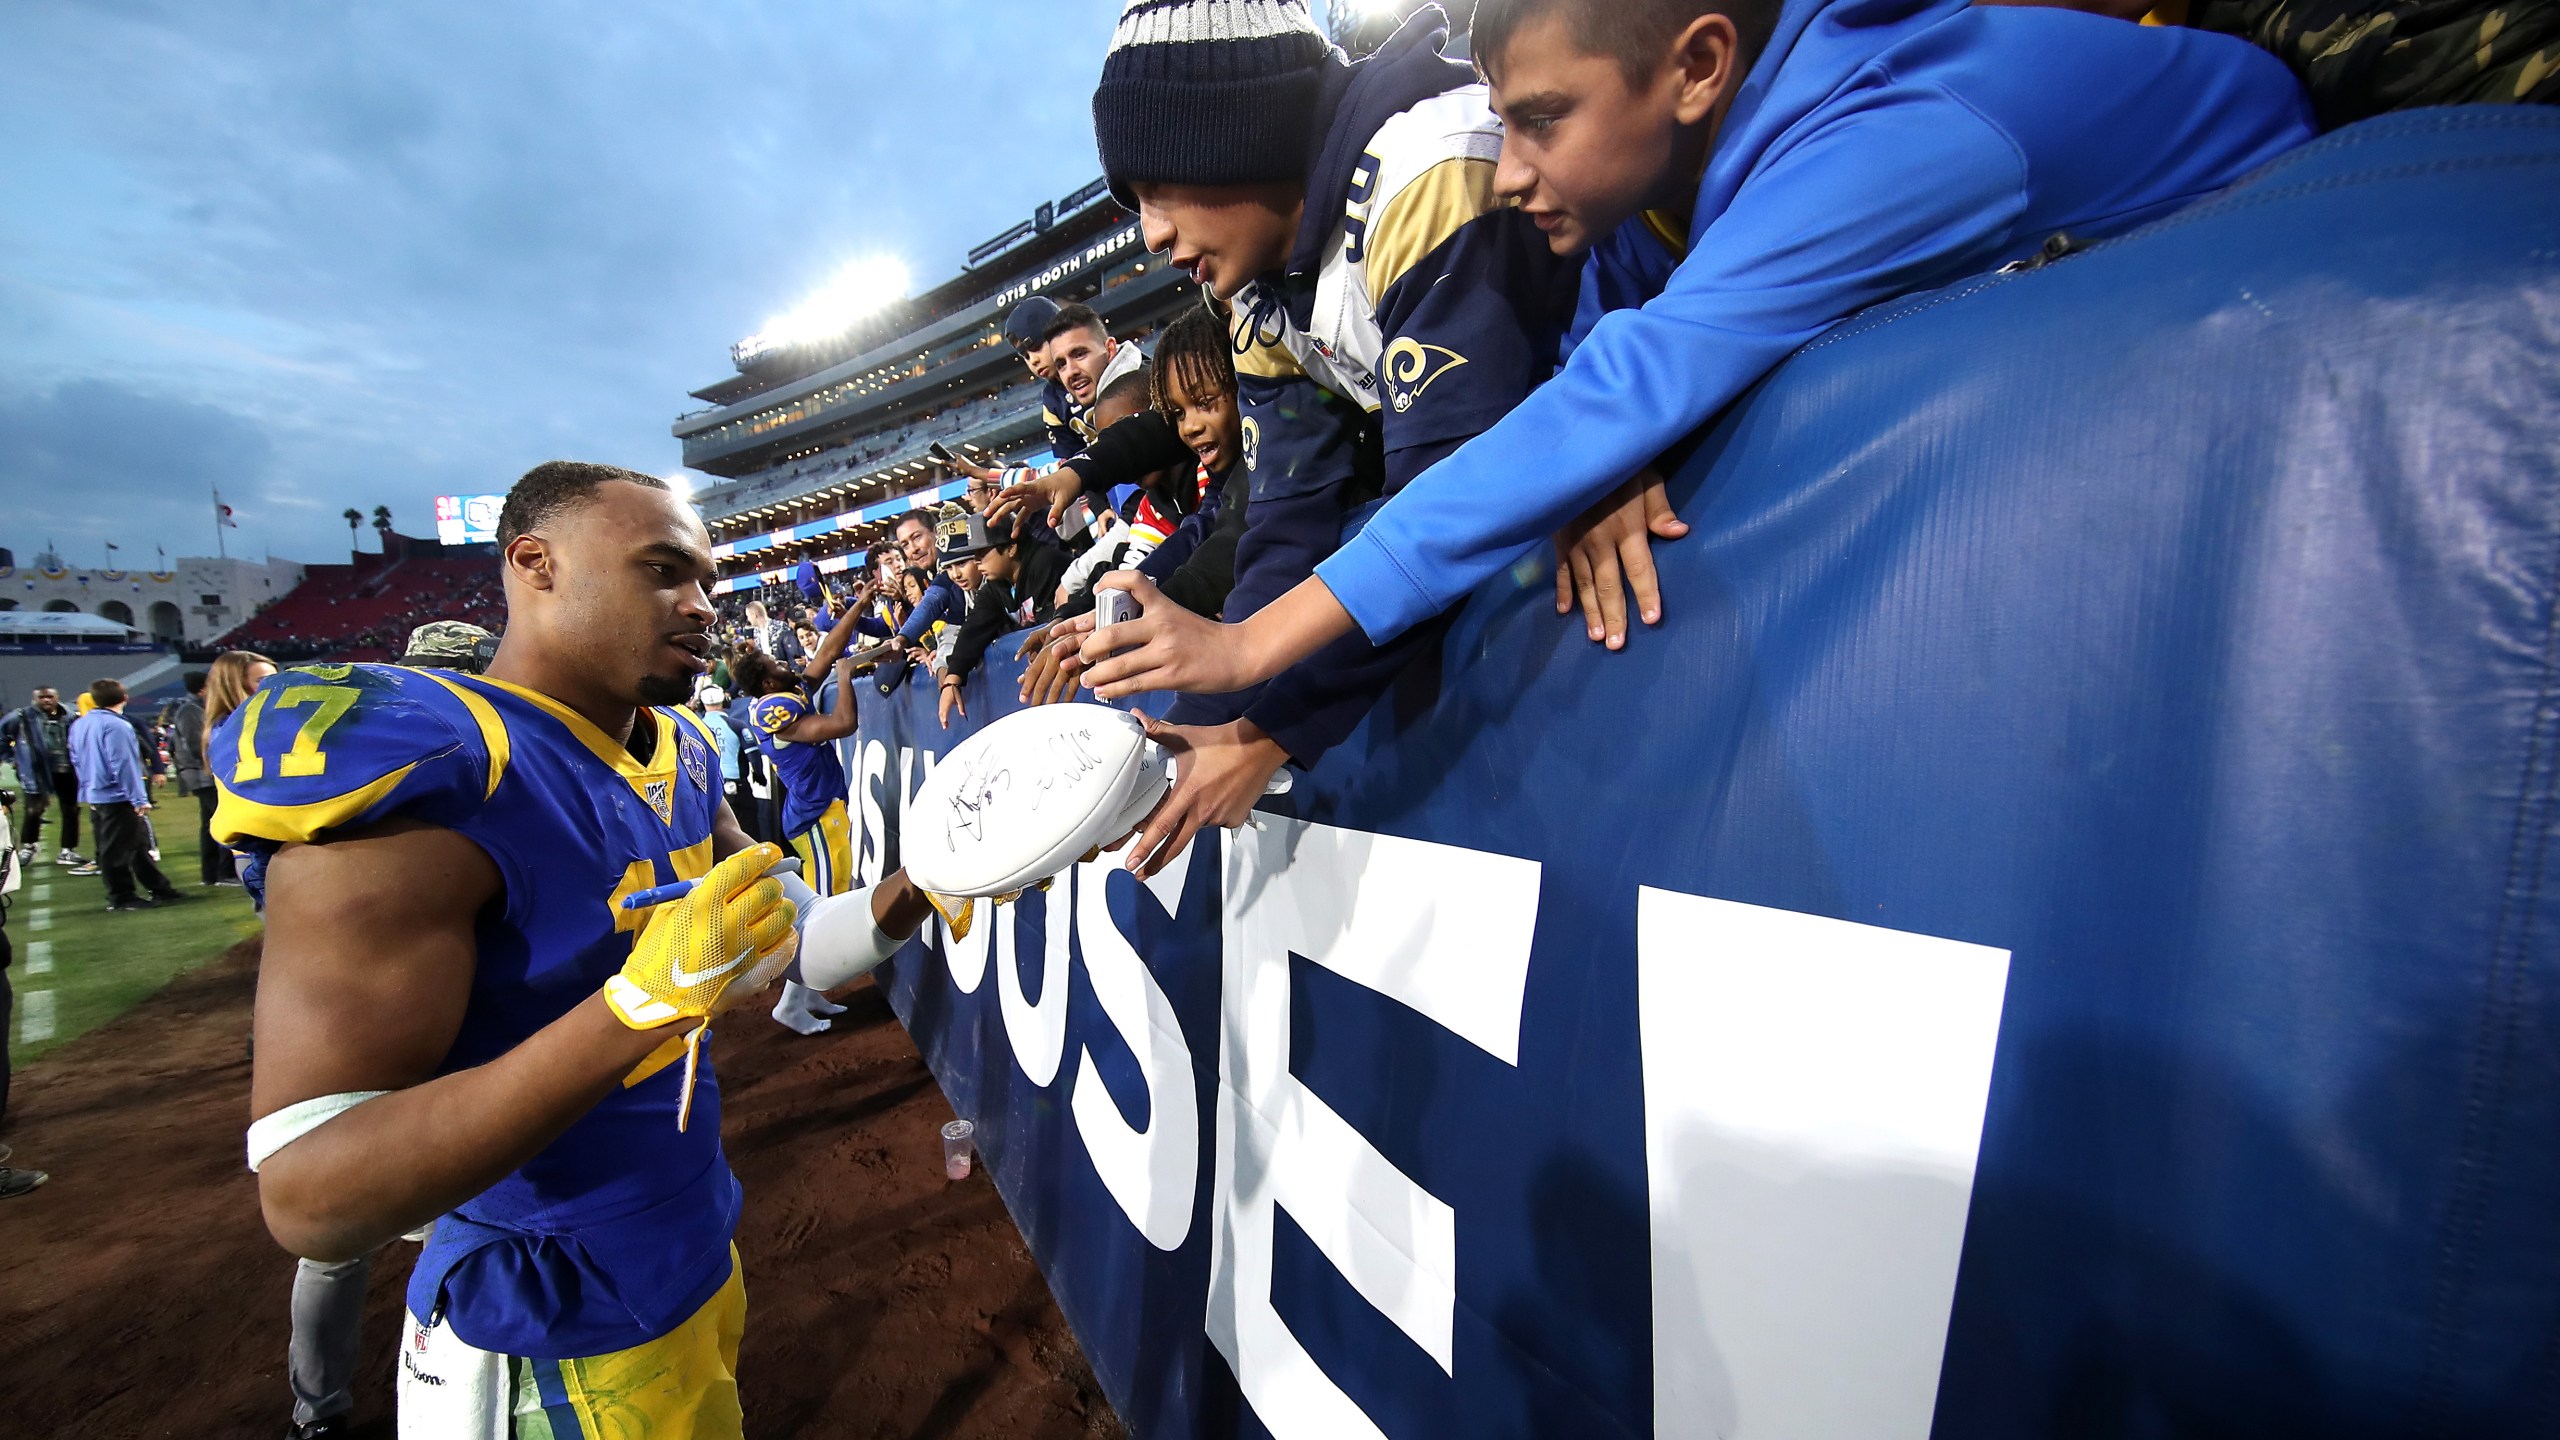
left=746, top=687, right=848, bottom=837
left=211, top=663, right=739, bottom=1358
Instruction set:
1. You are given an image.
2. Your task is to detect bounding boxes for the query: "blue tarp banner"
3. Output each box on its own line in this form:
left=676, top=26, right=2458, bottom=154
left=843, top=111, right=2560, bottom=1438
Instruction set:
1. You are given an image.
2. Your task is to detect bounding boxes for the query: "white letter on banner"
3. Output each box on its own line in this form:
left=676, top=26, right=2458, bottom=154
left=997, top=876, right=1074, bottom=1086
left=1638, top=888, right=2008, bottom=1440
left=1209, top=818, right=1539, bottom=1439
left=1069, top=857, right=1198, bottom=1249
left=854, top=739, right=888, bottom=887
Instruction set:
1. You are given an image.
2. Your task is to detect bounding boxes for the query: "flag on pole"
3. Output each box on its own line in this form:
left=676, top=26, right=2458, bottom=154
left=215, top=489, right=239, bottom=527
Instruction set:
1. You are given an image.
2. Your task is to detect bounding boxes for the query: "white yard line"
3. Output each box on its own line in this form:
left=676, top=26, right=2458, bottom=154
left=29, top=881, right=52, bottom=902
left=20, top=988, right=54, bottom=1043
left=26, top=909, right=50, bottom=932
left=24, top=940, right=52, bottom=975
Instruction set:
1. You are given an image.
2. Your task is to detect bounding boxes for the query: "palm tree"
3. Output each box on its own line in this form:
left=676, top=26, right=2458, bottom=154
left=371, top=505, right=393, bottom=551
left=342, top=507, right=362, bottom=552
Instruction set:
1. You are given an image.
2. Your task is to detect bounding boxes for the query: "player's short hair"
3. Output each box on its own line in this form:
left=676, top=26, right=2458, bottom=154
left=1096, top=363, right=1155, bottom=418
left=1153, top=304, right=1238, bottom=413
left=184, top=670, right=208, bottom=696
left=496, top=461, right=669, bottom=548
left=731, top=648, right=790, bottom=697
left=1474, top=0, right=1777, bottom=88
left=1039, top=302, right=1109, bottom=347
left=89, top=678, right=127, bottom=709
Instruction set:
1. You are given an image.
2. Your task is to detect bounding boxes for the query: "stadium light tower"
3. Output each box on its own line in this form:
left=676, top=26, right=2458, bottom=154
left=736, top=254, right=911, bottom=364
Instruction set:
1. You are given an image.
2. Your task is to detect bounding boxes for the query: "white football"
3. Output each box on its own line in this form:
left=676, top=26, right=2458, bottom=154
left=904, top=704, right=1171, bottom=898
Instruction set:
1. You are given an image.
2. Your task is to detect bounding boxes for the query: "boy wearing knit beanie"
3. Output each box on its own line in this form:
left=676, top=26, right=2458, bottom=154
left=1037, top=0, right=1581, bottom=880
left=1079, top=0, right=2314, bottom=713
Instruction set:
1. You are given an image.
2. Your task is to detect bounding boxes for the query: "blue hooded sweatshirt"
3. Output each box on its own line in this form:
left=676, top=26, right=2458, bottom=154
left=1314, top=0, right=2315, bottom=643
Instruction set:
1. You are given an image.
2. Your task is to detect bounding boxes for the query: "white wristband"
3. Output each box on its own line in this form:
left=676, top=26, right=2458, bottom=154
left=794, top=885, right=902, bottom=992
left=247, top=1089, right=389, bottom=1172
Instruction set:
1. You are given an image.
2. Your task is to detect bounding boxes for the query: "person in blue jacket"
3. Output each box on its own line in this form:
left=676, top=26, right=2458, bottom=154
left=1079, top=0, right=2315, bottom=709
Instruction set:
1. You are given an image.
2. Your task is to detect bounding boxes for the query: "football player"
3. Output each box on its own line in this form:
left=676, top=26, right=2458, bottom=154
left=219, top=461, right=934, bottom=1435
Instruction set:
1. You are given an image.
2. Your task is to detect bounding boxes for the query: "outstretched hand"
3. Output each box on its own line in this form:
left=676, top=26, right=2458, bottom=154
left=1076, top=573, right=1260, bottom=701
left=986, top=468, right=1084, bottom=531
left=1553, top=469, right=1688, bottom=650
left=1115, top=715, right=1288, bottom=880
left=1017, top=621, right=1087, bottom=706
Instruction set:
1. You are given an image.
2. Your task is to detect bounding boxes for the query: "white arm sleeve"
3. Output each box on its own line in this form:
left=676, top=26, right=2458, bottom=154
left=793, top=885, right=903, bottom=992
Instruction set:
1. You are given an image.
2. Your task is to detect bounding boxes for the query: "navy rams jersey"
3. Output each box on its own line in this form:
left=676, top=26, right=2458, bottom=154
left=211, top=663, right=739, bottom=1358
left=746, top=688, right=848, bottom=836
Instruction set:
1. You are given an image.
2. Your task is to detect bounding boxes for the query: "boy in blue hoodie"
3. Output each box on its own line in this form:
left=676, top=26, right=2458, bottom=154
left=1080, top=0, right=2316, bottom=709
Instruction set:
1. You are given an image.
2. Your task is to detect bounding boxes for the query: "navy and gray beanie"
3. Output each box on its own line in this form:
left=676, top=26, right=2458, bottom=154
left=1093, top=0, right=1340, bottom=206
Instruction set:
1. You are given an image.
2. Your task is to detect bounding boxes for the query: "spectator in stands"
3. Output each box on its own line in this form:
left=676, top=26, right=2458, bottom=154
left=1038, top=303, right=1147, bottom=456
left=740, top=599, right=799, bottom=664
left=3, top=687, right=87, bottom=872
left=168, top=671, right=236, bottom=887
left=1076, top=0, right=2312, bottom=847
left=1022, top=303, right=1251, bottom=706
left=692, top=685, right=743, bottom=801
left=940, top=512, right=1071, bottom=728
left=69, top=679, right=185, bottom=912
left=885, top=512, right=966, bottom=689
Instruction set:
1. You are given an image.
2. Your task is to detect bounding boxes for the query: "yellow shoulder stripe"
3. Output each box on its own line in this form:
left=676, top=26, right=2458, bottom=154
left=1641, top=208, right=1688, bottom=259
left=1365, top=155, right=1500, bottom=298
left=212, top=761, right=422, bottom=846
left=672, top=705, right=718, bottom=748
left=416, top=671, right=511, bottom=800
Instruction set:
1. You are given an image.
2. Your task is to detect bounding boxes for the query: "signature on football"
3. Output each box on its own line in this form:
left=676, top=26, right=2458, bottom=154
left=944, top=732, right=1109, bottom=843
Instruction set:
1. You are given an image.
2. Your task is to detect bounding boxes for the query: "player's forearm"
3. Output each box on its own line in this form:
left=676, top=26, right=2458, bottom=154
left=258, top=993, right=665, bottom=1260
left=802, top=604, right=865, bottom=678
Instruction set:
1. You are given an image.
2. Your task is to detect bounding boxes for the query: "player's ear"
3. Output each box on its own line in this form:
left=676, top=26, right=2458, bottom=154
left=504, top=533, right=559, bottom=593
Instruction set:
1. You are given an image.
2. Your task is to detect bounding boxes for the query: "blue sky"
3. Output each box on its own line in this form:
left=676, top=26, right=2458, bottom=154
left=0, top=0, right=1133, bottom=567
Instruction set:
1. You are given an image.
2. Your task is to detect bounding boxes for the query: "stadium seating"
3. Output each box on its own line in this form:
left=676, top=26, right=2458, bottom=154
left=215, top=542, right=500, bottom=661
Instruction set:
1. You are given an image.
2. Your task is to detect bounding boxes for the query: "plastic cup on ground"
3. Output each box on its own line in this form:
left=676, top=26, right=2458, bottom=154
left=942, top=1119, right=974, bottom=1181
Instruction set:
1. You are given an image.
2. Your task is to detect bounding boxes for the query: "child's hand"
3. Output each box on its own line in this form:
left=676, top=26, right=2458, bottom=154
left=1114, top=716, right=1287, bottom=880
left=1077, top=574, right=1256, bottom=700
left=986, top=469, right=1084, bottom=531
left=1017, top=620, right=1088, bottom=706
left=1553, top=470, right=1689, bottom=650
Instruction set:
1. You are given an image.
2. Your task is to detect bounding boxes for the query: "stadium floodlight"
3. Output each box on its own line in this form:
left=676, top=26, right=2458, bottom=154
left=737, top=254, right=912, bottom=359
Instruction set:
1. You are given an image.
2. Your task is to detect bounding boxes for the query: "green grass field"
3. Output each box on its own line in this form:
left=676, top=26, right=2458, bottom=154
left=7, top=765, right=264, bottom=1068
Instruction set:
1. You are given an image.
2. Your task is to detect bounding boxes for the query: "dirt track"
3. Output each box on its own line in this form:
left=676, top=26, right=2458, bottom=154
left=0, top=939, right=1121, bottom=1439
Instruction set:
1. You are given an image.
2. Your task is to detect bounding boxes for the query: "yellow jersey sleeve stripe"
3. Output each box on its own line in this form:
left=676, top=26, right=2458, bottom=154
left=1365, top=155, right=1501, bottom=298
left=417, top=670, right=512, bottom=800
left=212, top=761, right=423, bottom=846
left=1641, top=208, right=1688, bottom=259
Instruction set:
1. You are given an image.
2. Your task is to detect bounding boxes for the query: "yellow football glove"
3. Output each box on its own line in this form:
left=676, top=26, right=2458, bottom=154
left=603, top=842, right=800, bottom=1130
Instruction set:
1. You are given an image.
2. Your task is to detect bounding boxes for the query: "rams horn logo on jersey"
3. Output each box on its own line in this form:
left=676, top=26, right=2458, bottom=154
left=1380, top=339, right=1468, bottom=413
left=1239, top=414, right=1261, bottom=474
left=643, top=778, right=673, bottom=824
